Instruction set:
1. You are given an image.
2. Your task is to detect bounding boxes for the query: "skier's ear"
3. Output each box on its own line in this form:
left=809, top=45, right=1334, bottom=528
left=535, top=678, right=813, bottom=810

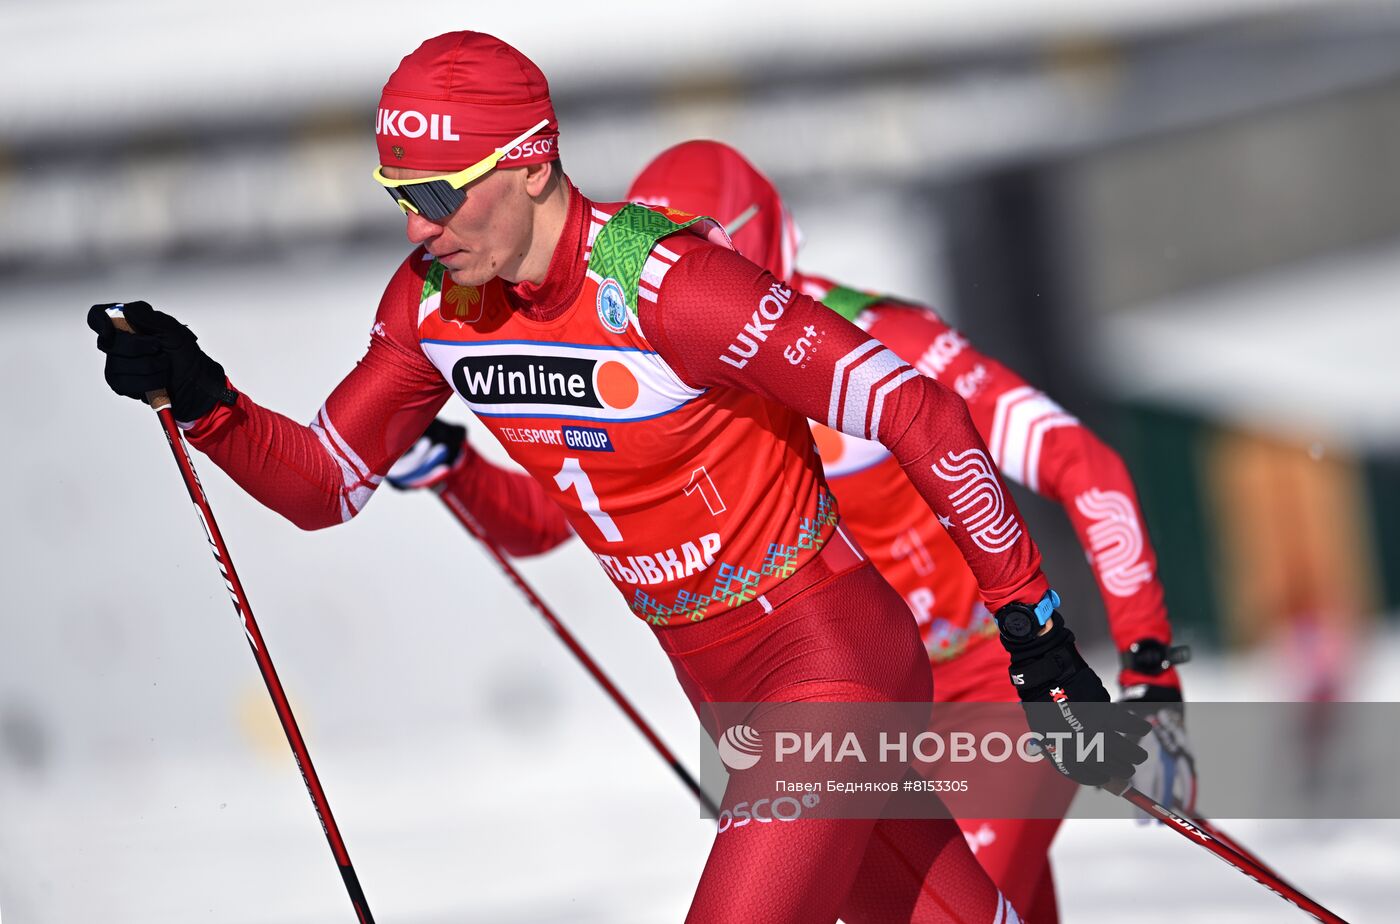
left=524, top=159, right=558, bottom=199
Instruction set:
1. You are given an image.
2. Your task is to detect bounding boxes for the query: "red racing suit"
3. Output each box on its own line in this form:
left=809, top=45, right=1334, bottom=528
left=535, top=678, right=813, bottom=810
left=435, top=260, right=1178, bottom=923
left=180, top=189, right=1050, bottom=622
left=436, top=263, right=1176, bottom=687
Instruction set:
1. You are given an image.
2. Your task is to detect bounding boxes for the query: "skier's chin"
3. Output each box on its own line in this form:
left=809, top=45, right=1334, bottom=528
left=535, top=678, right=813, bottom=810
left=443, top=255, right=493, bottom=288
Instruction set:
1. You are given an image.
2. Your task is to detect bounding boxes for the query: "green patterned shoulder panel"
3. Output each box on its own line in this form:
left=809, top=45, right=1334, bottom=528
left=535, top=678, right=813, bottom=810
left=589, top=204, right=709, bottom=315
left=420, top=259, right=446, bottom=306
left=820, top=285, right=884, bottom=322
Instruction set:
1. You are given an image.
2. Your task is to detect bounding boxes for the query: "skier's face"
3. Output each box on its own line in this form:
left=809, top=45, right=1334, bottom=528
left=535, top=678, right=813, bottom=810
left=384, top=164, right=536, bottom=287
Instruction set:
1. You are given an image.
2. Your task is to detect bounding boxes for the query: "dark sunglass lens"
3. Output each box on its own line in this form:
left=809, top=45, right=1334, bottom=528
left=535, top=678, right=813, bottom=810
left=383, top=179, right=465, bottom=222
left=384, top=186, right=411, bottom=210
left=415, top=181, right=465, bottom=221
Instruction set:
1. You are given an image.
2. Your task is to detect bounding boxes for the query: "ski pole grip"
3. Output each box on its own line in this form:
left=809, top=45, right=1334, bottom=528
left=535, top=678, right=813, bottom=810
left=108, top=311, right=173, bottom=412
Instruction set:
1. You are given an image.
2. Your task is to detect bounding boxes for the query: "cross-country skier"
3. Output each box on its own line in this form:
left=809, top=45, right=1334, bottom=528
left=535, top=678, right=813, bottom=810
left=391, top=138, right=1196, bottom=922
left=86, top=32, right=1147, bottom=923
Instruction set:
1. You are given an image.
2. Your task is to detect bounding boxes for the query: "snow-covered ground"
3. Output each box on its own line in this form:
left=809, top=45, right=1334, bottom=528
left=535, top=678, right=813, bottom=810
left=1, top=246, right=1395, bottom=922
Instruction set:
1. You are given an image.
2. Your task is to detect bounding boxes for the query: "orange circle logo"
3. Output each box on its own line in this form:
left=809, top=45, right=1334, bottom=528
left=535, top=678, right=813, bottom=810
left=811, top=424, right=846, bottom=463
left=595, top=360, right=639, bottom=409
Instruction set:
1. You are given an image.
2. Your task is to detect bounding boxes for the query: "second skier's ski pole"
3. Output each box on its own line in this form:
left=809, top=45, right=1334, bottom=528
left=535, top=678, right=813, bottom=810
left=438, top=488, right=719, bottom=815
left=1110, top=782, right=1347, bottom=924
left=1188, top=814, right=1309, bottom=901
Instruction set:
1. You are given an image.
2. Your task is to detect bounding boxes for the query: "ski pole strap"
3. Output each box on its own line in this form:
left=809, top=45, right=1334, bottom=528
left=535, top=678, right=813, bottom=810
left=1119, top=639, right=1192, bottom=675
left=590, top=204, right=711, bottom=316
left=820, top=285, right=884, bottom=321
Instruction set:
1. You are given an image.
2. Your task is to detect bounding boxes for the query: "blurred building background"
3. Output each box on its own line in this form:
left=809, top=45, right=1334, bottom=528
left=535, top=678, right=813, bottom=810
left=2, top=1, right=1398, bottom=922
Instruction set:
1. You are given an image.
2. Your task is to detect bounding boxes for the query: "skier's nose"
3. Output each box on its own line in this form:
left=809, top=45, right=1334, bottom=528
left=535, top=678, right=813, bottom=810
left=404, top=210, right=444, bottom=245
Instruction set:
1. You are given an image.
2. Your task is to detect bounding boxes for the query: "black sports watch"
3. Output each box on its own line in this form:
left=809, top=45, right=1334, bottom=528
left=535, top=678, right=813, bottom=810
left=994, top=590, right=1060, bottom=644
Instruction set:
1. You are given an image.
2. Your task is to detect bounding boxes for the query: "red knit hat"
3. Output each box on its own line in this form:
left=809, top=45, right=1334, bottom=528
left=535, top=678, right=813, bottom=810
left=627, top=140, right=801, bottom=282
left=376, top=32, right=559, bottom=172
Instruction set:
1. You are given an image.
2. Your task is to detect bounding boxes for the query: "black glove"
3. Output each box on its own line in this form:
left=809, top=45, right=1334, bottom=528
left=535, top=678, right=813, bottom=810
left=86, top=301, right=237, bottom=422
left=386, top=419, right=468, bottom=490
left=997, top=605, right=1150, bottom=787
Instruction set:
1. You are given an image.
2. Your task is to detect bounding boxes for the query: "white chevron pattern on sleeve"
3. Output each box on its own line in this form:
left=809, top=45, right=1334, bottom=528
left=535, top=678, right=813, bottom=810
left=828, top=343, right=919, bottom=440
left=310, top=407, right=383, bottom=523
left=988, top=385, right=1078, bottom=493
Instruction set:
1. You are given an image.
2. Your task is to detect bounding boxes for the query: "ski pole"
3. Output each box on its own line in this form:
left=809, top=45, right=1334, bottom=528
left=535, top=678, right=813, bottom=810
left=1144, top=749, right=1300, bottom=888
left=1189, top=814, right=1310, bottom=902
left=437, top=488, right=719, bottom=815
left=1109, top=782, right=1348, bottom=924
left=111, top=310, right=376, bottom=923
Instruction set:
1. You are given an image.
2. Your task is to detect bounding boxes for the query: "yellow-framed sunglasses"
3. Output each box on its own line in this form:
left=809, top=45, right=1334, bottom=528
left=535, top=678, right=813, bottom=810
left=372, top=119, right=551, bottom=221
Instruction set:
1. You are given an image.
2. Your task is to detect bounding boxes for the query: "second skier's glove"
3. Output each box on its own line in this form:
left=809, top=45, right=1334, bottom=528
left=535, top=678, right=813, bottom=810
left=996, top=597, right=1150, bottom=787
left=86, top=301, right=236, bottom=423
left=1121, top=681, right=1196, bottom=818
left=386, top=418, right=467, bottom=490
